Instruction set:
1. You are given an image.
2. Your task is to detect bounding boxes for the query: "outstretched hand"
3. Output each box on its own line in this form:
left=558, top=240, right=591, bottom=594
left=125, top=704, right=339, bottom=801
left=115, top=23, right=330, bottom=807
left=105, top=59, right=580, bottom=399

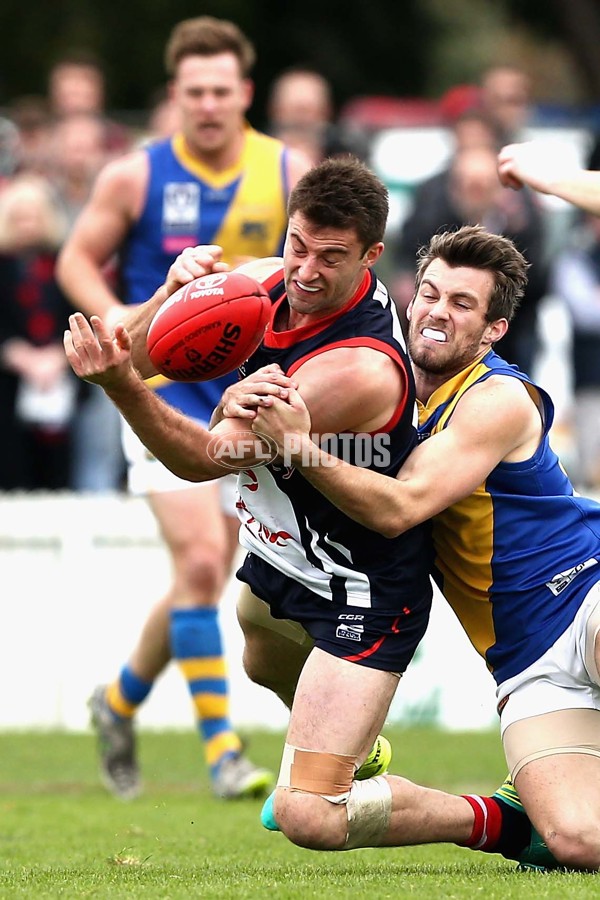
left=64, top=312, right=136, bottom=390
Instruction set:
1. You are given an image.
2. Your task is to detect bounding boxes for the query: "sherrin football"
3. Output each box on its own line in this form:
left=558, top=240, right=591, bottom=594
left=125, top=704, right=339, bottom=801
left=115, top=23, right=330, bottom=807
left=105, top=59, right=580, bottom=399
left=147, top=271, right=271, bottom=382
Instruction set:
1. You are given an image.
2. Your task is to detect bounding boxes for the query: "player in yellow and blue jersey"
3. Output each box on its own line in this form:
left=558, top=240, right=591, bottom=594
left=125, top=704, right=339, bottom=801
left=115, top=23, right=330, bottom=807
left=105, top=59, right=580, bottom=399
left=56, top=15, right=312, bottom=801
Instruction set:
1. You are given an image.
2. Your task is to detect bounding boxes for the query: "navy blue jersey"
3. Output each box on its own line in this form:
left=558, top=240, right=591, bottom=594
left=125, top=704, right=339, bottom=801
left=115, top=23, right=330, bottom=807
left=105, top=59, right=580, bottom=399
left=236, top=267, right=433, bottom=618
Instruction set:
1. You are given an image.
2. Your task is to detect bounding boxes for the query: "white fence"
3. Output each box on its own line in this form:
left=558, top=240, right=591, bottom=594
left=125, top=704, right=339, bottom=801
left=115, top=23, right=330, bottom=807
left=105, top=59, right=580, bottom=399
left=0, top=493, right=497, bottom=733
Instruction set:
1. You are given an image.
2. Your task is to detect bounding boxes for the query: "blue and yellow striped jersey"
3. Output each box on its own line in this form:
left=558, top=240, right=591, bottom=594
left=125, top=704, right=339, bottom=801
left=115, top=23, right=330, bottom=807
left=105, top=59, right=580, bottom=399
left=420, top=349, right=600, bottom=683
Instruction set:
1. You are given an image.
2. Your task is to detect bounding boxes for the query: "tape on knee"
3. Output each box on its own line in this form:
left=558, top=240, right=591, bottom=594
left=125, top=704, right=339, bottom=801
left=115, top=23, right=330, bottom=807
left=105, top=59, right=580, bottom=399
left=345, top=775, right=393, bottom=849
left=277, top=743, right=357, bottom=801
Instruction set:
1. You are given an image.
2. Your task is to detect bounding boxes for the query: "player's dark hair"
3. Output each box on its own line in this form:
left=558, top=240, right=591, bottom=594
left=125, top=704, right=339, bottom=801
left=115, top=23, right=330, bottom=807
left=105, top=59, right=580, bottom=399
left=415, top=224, right=529, bottom=322
left=287, top=155, right=389, bottom=251
left=165, top=16, right=256, bottom=78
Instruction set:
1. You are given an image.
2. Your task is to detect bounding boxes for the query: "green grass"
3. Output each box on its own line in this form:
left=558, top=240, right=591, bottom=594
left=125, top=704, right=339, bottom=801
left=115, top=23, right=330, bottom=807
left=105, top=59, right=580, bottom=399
left=0, top=727, right=596, bottom=898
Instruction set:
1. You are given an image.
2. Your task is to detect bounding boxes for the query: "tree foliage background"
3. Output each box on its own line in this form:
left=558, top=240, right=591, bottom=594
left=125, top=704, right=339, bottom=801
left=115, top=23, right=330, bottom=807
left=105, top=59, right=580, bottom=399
left=1, top=0, right=599, bottom=125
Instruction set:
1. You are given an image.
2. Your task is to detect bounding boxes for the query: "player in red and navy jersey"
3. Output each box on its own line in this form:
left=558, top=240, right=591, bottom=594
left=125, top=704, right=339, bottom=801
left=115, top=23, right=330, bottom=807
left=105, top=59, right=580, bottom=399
left=233, top=259, right=428, bottom=658
left=64, top=155, right=440, bottom=855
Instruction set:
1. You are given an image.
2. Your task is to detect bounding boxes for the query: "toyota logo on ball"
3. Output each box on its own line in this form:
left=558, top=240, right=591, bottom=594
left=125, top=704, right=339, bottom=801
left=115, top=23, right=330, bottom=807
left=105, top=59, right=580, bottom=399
left=196, top=272, right=228, bottom=288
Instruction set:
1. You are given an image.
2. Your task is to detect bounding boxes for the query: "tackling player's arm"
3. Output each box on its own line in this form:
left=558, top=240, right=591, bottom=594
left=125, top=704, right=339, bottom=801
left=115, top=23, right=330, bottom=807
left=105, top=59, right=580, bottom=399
left=254, top=375, right=542, bottom=537
left=215, top=346, right=404, bottom=438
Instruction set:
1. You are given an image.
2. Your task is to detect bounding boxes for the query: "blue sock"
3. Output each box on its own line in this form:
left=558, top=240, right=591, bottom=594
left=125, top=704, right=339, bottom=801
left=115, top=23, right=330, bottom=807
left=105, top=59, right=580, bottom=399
left=106, top=664, right=152, bottom=720
left=170, top=608, right=241, bottom=777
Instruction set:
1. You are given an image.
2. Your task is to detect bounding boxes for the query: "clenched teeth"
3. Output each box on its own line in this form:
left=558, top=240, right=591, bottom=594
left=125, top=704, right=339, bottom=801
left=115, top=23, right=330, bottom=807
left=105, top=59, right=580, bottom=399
left=422, top=327, right=447, bottom=342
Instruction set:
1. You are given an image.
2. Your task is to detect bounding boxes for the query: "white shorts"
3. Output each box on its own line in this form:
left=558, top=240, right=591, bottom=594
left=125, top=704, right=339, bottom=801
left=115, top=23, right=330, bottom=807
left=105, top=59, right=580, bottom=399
left=121, top=419, right=238, bottom=515
left=497, top=580, right=600, bottom=735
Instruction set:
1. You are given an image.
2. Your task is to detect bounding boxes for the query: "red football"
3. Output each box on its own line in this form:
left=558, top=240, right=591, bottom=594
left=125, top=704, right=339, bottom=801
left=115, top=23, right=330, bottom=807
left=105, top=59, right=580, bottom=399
left=147, top=271, right=271, bottom=382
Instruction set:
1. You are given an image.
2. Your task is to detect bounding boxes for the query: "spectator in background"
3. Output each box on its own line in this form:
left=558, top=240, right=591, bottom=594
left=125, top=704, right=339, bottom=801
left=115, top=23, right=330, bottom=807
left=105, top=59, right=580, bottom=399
left=46, top=50, right=131, bottom=155
left=0, top=174, right=77, bottom=490
left=392, top=109, right=503, bottom=314
left=45, top=54, right=133, bottom=490
left=49, top=112, right=112, bottom=228
left=266, top=66, right=367, bottom=164
left=7, top=95, right=54, bottom=176
left=0, top=116, right=21, bottom=190
left=479, top=64, right=533, bottom=145
left=393, top=129, right=547, bottom=373
left=47, top=111, right=126, bottom=492
left=446, top=107, right=503, bottom=152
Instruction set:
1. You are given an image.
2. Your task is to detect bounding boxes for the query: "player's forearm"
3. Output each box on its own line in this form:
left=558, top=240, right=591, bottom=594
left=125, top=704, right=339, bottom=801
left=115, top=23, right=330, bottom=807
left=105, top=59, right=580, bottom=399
left=544, top=170, right=600, bottom=215
left=293, top=436, right=413, bottom=538
left=102, top=375, right=218, bottom=482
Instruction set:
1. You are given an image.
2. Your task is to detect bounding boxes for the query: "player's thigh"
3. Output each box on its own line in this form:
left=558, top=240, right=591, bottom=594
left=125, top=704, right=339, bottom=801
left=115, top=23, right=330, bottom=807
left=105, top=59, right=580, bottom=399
left=149, top=482, right=228, bottom=560
left=509, top=709, right=600, bottom=839
left=236, top=585, right=312, bottom=692
left=287, top=646, right=399, bottom=760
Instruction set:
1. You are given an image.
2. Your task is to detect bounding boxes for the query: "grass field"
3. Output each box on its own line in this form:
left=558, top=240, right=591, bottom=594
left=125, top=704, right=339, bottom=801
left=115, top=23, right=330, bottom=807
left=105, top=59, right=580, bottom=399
left=0, top=726, right=596, bottom=898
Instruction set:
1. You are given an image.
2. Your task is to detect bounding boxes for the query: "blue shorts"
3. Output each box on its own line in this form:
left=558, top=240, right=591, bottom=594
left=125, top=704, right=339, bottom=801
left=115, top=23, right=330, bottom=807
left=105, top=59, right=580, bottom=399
left=236, top=552, right=431, bottom=674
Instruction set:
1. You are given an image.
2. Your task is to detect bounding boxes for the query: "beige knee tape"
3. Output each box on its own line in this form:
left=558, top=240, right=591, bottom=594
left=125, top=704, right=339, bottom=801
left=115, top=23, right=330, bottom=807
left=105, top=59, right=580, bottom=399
left=345, top=776, right=393, bottom=849
left=504, top=708, right=600, bottom=780
left=277, top=743, right=357, bottom=799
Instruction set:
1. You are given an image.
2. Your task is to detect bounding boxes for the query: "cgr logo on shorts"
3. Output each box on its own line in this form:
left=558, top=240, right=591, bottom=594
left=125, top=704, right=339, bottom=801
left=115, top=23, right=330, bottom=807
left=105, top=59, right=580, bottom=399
left=207, top=429, right=278, bottom=470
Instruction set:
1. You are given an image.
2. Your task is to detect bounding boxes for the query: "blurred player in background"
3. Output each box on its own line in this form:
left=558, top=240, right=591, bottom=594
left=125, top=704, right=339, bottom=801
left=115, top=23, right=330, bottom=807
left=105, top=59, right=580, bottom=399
left=56, top=15, right=312, bottom=801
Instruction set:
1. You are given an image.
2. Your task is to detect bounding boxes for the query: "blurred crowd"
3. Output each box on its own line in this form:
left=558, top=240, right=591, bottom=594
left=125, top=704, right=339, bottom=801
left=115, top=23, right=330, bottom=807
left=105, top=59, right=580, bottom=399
left=0, top=53, right=599, bottom=491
